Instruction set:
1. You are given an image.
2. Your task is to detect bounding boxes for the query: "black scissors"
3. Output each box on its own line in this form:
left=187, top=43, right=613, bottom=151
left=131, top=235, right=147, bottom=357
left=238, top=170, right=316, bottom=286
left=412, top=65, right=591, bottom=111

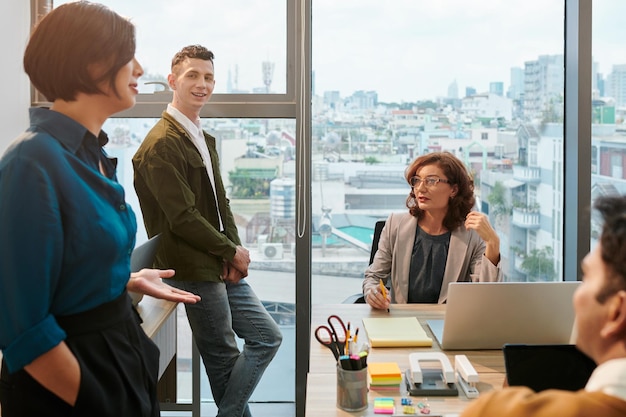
left=314, top=314, right=347, bottom=360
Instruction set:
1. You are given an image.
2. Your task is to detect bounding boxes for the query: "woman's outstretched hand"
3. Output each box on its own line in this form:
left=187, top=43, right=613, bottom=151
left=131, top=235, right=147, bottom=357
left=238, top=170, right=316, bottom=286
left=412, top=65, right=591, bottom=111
left=127, top=269, right=201, bottom=303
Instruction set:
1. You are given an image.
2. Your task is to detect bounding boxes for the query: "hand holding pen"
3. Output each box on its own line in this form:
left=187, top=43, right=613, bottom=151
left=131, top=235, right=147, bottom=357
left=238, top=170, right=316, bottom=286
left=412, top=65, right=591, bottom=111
left=365, top=279, right=391, bottom=311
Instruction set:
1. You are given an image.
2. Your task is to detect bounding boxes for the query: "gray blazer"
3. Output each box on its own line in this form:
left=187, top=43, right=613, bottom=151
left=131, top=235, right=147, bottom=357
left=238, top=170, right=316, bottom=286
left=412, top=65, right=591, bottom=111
left=363, top=212, right=502, bottom=304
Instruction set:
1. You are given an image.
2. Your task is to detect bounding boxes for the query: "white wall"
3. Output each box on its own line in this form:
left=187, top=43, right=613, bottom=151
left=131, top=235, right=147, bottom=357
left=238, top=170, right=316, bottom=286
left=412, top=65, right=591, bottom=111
left=0, top=0, right=31, bottom=154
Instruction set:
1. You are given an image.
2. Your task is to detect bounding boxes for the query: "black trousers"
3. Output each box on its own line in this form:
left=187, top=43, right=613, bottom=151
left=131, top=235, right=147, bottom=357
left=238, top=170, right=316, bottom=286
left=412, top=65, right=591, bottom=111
left=0, top=291, right=160, bottom=417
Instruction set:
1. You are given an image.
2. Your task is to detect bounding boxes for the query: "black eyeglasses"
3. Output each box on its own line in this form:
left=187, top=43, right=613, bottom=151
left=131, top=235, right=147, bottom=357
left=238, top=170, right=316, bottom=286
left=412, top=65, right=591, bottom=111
left=409, top=176, right=451, bottom=188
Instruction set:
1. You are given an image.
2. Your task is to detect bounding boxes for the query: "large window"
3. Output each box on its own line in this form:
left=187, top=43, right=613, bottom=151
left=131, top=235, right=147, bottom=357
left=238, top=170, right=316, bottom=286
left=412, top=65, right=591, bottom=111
left=45, top=0, right=288, bottom=96
left=311, top=0, right=565, bottom=286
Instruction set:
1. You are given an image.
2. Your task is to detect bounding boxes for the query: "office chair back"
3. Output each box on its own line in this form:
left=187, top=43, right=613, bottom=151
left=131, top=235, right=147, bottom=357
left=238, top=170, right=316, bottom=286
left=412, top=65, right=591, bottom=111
left=368, top=220, right=386, bottom=265
left=343, top=219, right=386, bottom=304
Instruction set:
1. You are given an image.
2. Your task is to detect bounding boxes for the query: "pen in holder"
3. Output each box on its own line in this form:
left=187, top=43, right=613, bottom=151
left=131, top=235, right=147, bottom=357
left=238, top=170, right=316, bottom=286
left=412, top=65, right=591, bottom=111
left=336, top=363, right=368, bottom=412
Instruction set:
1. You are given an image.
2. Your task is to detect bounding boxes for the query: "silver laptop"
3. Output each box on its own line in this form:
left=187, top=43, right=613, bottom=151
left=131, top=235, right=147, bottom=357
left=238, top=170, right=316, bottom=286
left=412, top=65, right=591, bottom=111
left=427, top=281, right=581, bottom=350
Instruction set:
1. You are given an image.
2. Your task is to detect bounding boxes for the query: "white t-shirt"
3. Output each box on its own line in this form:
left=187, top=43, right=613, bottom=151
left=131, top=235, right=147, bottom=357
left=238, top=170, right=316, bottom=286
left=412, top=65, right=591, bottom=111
left=585, top=357, right=626, bottom=401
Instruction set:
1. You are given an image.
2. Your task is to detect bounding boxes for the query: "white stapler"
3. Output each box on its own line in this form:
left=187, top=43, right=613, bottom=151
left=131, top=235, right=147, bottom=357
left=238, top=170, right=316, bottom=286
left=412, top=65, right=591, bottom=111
left=405, top=352, right=458, bottom=396
left=454, top=354, right=479, bottom=398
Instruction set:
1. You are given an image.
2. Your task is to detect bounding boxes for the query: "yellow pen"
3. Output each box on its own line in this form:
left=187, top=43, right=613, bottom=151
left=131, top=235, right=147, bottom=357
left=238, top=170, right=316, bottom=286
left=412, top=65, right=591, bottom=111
left=379, top=279, right=390, bottom=313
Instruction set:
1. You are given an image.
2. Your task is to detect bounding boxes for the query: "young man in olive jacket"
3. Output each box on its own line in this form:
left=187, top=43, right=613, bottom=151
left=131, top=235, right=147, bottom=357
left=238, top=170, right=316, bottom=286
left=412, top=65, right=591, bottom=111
left=133, top=45, right=282, bottom=417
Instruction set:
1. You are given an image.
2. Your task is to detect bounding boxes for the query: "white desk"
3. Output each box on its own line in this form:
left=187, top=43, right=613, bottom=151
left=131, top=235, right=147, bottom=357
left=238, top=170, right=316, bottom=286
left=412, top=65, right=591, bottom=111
left=306, top=304, right=506, bottom=416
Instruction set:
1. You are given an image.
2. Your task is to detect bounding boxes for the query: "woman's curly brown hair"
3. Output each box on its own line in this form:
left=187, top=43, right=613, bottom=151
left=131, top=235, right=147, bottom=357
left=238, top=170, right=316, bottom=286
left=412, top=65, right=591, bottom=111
left=405, top=151, right=475, bottom=231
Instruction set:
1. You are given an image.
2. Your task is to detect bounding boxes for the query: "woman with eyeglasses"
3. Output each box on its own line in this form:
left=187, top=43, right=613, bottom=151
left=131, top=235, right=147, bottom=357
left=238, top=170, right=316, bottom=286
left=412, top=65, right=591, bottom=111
left=363, top=151, right=502, bottom=308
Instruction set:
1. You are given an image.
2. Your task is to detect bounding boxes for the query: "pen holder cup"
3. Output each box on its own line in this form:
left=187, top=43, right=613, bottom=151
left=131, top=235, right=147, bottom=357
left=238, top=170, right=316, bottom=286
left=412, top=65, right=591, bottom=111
left=336, top=364, right=368, bottom=412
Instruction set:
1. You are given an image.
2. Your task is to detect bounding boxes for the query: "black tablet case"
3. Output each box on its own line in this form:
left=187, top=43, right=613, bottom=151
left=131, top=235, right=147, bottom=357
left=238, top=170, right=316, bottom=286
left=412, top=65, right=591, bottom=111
left=503, top=344, right=596, bottom=392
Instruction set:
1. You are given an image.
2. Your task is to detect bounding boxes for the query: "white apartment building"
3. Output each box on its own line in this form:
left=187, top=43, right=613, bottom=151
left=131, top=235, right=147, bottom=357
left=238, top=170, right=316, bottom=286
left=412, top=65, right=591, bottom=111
left=606, top=64, right=626, bottom=108
left=523, top=55, right=564, bottom=121
left=481, top=123, right=563, bottom=282
left=461, top=93, right=513, bottom=121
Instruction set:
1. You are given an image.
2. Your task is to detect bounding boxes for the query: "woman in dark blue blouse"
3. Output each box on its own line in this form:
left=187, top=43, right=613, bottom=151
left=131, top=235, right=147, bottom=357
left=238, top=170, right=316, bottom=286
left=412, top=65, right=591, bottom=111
left=0, top=3, right=199, bottom=416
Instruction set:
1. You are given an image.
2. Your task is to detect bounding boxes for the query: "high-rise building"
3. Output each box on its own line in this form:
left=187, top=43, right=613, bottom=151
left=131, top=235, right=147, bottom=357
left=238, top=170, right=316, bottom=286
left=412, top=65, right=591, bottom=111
left=346, top=90, right=378, bottom=110
left=606, top=64, right=626, bottom=107
left=508, top=67, right=524, bottom=100
left=597, top=73, right=605, bottom=98
left=323, top=90, right=342, bottom=110
left=448, top=79, right=459, bottom=99
left=523, top=55, right=564, bottom=121
left=489, top=81, right=504, bottom=97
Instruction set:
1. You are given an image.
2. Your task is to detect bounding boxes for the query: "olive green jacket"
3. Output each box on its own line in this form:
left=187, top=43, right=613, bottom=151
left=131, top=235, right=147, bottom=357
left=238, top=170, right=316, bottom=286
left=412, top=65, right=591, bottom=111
left=132, top=112, right=239, bottom=282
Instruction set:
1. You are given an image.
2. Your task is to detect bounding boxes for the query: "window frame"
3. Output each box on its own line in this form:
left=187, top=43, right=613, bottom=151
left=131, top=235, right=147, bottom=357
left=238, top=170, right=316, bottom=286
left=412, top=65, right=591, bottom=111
left=33, top=0, right=299, bottom=120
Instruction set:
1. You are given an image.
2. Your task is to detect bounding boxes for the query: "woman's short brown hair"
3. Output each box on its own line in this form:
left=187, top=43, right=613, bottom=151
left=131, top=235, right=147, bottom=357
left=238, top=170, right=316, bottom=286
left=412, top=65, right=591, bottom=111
left=405, top=151, right=475, bottom=230
left=23, top=1, right=136, bottom=102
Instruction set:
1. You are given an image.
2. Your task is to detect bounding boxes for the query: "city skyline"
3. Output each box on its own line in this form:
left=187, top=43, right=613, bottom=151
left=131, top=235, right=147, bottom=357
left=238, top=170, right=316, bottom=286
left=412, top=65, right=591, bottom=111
left=311, top=0, right=626, bottom=102
left=55, top=0, right=626, bottom=103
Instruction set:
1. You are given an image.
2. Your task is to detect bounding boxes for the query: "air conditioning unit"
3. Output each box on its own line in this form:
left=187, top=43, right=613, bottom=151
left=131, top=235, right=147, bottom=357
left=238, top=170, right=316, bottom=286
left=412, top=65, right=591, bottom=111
left=257, top=234, right=268, bottom=246
left=261, top=243, right=283, bottom=260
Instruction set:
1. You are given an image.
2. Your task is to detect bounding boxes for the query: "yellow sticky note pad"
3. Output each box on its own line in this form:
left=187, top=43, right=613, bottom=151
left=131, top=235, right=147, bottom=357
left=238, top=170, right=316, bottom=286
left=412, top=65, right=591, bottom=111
left=368, top=362, right=402, bottom=387
left=368, top=362, right=402, bottom=378
left=362, top=316, right=432, bottom=347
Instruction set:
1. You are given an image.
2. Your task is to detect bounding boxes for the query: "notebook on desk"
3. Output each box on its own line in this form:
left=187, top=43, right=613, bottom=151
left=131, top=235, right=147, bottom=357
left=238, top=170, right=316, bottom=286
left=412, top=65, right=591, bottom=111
left=362, top=316, right=432, bottom=347
left=427, top=281, right=581, bottom=350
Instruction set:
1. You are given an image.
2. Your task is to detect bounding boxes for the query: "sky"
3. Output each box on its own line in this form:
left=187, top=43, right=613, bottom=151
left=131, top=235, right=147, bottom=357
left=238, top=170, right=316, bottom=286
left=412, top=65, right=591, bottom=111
left=58, top=0, right=626, bottom=103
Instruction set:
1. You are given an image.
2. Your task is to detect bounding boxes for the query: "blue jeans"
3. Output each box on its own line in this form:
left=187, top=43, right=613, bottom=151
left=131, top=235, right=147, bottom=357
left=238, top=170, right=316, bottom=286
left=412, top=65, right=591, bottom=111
left=169, top=279, right=282, bottom=417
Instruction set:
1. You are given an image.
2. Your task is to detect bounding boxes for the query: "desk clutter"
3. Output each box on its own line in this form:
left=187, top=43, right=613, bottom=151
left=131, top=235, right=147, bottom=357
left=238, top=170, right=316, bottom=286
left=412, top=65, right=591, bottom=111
left=308, top=304, right=503, bottom=416
left=316, top=314, right=372, bottom=411
left=316, top=311, right=480, bottom=414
